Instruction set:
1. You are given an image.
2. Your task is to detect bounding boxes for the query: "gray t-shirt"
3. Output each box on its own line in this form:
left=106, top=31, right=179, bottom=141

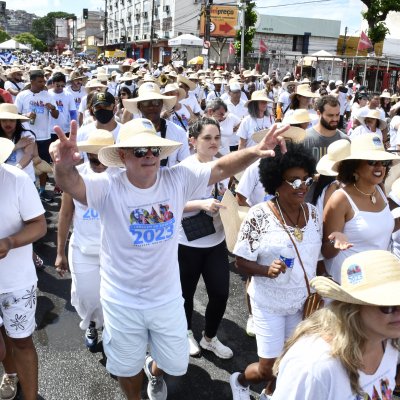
left=304, top=127, right=349, bottom=162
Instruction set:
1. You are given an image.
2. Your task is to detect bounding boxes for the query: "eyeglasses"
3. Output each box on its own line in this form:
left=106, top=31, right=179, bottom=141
left=130, top=147, right=162, bottom=158
left=139, top=100, right=163, bottom=107
left=88, top=157, right=101, bottom=166
left=366, top=160, right=392, bottom=167
left=379, top=306, right=400, bottom=314
left=285, top=177, right=314, bottom=189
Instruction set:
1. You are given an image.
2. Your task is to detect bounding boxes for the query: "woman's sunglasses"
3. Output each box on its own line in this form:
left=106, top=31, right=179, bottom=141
left=285, top=177, right=314, bottom=190
left=379, top=306, right=400, bottom=314
left=366, top=160, right=392, bottom=167
left=130, top=147, right=162, bottom=158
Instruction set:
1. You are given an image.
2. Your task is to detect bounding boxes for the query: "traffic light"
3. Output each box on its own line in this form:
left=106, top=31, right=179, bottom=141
left=83, top=9, right=88, bottom=19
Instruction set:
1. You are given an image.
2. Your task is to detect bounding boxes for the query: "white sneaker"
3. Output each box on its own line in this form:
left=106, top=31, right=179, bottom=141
left=230, top=372, right=250, bottom=400
left=199, top=333, right=233, bottom=359
left=187, top=330, right=201, bottom=356
left=0, top=374, right=18, bottom=400
left=246, top=315, right=256, bottom=337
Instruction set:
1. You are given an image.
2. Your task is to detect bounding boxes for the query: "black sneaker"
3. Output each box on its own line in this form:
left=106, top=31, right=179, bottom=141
left=85, top=321, right=98, bottom=352
left=40, top=191, right=54, bottom=202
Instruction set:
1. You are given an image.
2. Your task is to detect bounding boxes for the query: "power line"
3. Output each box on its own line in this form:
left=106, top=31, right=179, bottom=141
left=257, top=0, right=333, bottom=8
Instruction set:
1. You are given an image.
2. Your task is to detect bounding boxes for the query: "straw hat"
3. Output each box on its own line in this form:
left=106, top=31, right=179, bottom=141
left=284, top=109, right=318, bottom=125
left=69, top=70, right=87, bottom=81
left=163, top=83, right=186, bottom=101
left=380, top=91, right=391, bottom=99
left=6, top=66, right=23, bottom=78
left=0, top=137, right=14, bottom=164
left=98, top=118, right=182, bottom=168
left=0, top=103, right=29, bottom=120
left=330, top=134, right=400, bottom=172
left=242, top=70, right=253, bottom=78
left=177, top=75, right=196, bottom=91
left=118, top=72, right=135, bottom=82
left=244, top=90, right=273, bottom=107
left=357, top=109, right=387, bottom=130
left=282, top=80, right=299, bottom=90
left=123, top=82, right=177, bottom=115
left=85, top=79, right=107, bottom=89
left=252, top=126, right=306, bottom=144
left=295, top=84, right=319, bottom=98
left=316, top=139, right=351, bottom=176
left=219, top=190, right=249, bottom=252
left=77, top=129, right=115, bottom=154
left=311, top=250, right=400, bottom=306
left=213, top=77, right=223, bottom=85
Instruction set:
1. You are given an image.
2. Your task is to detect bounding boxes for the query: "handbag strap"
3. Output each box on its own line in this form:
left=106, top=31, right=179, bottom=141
left=159, top=119, right=169, bottom=167
left=267, top=202, right=311, bottom=295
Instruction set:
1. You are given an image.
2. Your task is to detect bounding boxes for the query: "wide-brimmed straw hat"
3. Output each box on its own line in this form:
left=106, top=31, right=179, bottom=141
left=163, top=83, right=186, bottom=101
left=119, top=71, right=139, bottom=82
left=284, top=109, right=318, bottom=125
left=311, top=250, right=400, bottom=306
left=219, top=190, right=249, bottom=252
left=295, top=84, right=319, bottom=98
left=0, top=137, right=14, bottom=164
left=380, top=91, right=391, bottom=99
left=316, top=139, right=350, bottom=176
left=69, top=71, right=87, bottom=81
left=85, top=79, right=107, bottom=89
left=330, top=134, right=400, bottom=172
left=282, top=80, right=299, bottom=90
left=98, top=118, right=182, bottom=168
left=77, top=129, right=115, bottom=154
left=252, top=126, right=306, bottom=144
left=245, top=90, right=273, bottom=107
left=0, top=103, right=29, bottom=120
left=123, top=82, right=177, bottom=115
left=177, top=75, right=196, bottom=91
left=357, top=109, right=387, bottom=130
left=6, top=66, right=23, bottom=77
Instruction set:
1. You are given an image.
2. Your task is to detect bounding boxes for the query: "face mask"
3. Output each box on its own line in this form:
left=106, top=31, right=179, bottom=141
left=94, top=109, right=114, bottom=124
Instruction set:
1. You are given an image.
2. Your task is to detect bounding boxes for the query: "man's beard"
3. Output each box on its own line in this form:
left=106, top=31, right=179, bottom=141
left=320, top=115, right=338, bottom=131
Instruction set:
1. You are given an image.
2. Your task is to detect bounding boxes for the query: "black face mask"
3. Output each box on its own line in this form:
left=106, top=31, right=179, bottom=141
left=94, top=109, right=114, bottom=124
left=125, top=80, right=132, bottom=85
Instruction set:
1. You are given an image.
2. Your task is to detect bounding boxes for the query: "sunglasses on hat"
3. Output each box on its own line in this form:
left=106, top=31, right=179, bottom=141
left=285, top=177, right=314, bottom=190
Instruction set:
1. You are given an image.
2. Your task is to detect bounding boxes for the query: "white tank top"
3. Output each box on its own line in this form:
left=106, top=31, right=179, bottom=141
left=325, top=186, right=393, bottom=283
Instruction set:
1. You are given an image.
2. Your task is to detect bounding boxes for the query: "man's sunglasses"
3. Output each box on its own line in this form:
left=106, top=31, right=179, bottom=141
left=379, top=306, right=400, bottom=314
left=129, top=147, right=162, bottom=158
left=139, top=100, right=163, bottom=107
left=366, top=160, right=392, bottom=167
left=285, top=177, right=314, bottom=190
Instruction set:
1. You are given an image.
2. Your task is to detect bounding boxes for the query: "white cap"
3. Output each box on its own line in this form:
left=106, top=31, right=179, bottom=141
left=335, top=80, right=343, bottom=86
left=347, top=79, right=354, bottom=84
left=229, top=82, right=241, bottom=91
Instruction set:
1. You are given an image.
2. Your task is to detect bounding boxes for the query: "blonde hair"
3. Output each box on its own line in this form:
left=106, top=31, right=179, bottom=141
left=273, top=301, right=399, bottom=395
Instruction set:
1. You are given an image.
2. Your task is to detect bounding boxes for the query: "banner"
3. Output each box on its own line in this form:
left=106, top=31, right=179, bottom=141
left=259, top=39, right=268, bottom=53
left=358, top=31, right=373, bottom=51
left=0, top=52, right=17, bottom=65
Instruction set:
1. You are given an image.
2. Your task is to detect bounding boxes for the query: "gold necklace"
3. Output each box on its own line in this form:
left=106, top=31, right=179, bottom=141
left=275, top=199, right=306, bottom=242
left=353, top=183, right=377, bottom=204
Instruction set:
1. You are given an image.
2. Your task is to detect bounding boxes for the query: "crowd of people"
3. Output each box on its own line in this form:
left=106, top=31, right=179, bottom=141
left=1, top=55, right=400, bottom=400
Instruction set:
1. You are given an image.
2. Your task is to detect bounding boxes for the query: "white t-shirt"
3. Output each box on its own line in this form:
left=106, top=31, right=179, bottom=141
left=357, top=106, right=386, bottom=121
left=168, top=105, right=191, bottom=131
left=389, top=115, right=400, bottom=150
left=219, top=113, right=241, bottom=155
left=278, top=91, right=291, bottom=113
left=15, top=90, right=57, bottom=141
left=350, top=125, right=383, bottom=142
left=0, top=164, right=45, bottom=292
left=5, top=131, right=36, bottom=182
left=221, top=91, right=248, bottom=103
left=272, top=335, right=398, bottom=400
left=159, top=120, right=190, bottom=167
left=4, top=80, right=23, bottom=102
left=78, top=95, right=88, bottom=114
left=178, top=155, right=229, bottom=248
left=83, top=163, right=211, bottom=309
left=65, top=86, right=86, bottom=111
left=237, top=114, right=274, bottom=148
left=181, top=92, right=202, bottom=115
left=236, top=159, right=267, bottom=206
left=49, top=90, right=77, bottom=133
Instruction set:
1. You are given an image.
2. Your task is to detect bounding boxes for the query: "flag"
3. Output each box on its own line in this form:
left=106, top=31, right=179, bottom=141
left=259, top=39, right=268, bottom=53
left=228, top=42, right=235, bottom=55
left=358, top=31, right=373, bottom=51
left=0, top=52, right=17, bottom=65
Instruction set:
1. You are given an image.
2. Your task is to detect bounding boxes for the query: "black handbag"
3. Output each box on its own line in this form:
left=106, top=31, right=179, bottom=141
left=181, top=184, right=218, bottom=241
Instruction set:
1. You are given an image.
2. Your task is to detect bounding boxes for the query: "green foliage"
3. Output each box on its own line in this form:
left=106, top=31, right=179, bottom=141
left=234, top=2, right=257, bottom=59
left=0, top=29, right=10, bottom=43
left=31, top=11, right=76, bottom=46
left=361, top=0, right=400, bottom=45
left=14, top=33, right=46, bottom=52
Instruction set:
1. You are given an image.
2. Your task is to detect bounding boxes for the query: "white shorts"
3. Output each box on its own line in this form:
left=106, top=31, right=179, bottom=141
left=101, top=297, right=189, bottom=378
left=251, top=298, right=302, bottom=359
left=0, top=284, right=37, bottom=339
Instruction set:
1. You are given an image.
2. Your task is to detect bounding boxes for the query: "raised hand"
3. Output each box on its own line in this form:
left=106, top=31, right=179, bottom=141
left=256, top=123, right=289, bottom=158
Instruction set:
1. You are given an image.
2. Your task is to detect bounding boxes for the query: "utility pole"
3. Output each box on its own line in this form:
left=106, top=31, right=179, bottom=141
left=341, top=26, right=348, bottom=55
left=149, top=0, right=155, bottom=65
left=240, top=1, right=245, bottom=70
left=204, top=0, right=211, bottom=70
left=104, top=0, right=108, bottom=54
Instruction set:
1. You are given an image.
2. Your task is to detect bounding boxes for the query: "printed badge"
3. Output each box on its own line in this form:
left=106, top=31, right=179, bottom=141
left=372, top=136, right=382, bottom=148
left=347, top=264, right=363, bottom=285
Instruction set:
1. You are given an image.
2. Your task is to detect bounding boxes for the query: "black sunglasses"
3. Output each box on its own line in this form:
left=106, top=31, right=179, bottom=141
left=130, top=147, right=162, bottom=158
left=366, top=160, right=392, bottom=167
left=379, top=306, right=400, bottom=314
left=139, top=100, right=163, bottom=107
left=88, top=157, right=101, bottom=166
left=285, top=177, right=314, bottom=190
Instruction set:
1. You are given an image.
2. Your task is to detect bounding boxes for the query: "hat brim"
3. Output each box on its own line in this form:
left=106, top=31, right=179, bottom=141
left=77, top=144, right=112, bottom=154
left=252, top=127, right=306, bottom=144
left=177, top=76, right=196, bottom=91
left=123, top=95, right=177, bottom=115
left=311, top=276, right=400, bottom=306
left=357, top=115, right=387, bottom=130
left=0, top=138, right=15, bottom=164
left=316, top=154, right=339, bottom=176
left=283, top=81, right=299, bottom=90
left=98, top=133, right=182, bottom=167
left=219, top=190, right=249, bottom=252
left=120, top=75, right=139, bottom=82
left=0, top=112, right=29, bottom=121
left=163, top=87, right=186, bottom=101
left=244, top=97, right=274, bottom=107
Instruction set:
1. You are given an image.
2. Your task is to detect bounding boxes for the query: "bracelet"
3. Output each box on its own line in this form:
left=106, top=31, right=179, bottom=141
left=15, top=163, right=22, bottom=169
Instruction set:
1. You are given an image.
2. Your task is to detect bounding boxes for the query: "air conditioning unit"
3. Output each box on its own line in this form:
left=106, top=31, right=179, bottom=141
left=163, top=5, right=170, bottom=13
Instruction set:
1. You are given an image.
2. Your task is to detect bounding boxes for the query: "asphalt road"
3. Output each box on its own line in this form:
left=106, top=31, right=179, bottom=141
left=3, top=189, right=264, bottom=400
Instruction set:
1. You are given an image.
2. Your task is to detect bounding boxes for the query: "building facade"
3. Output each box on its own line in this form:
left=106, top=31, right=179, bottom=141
left=0, top=1, right=38, bottom=37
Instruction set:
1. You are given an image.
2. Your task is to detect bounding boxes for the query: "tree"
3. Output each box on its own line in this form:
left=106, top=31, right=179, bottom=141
left=234, top=1, right=257, bottom=61
left=31, top=11, right=75, bottom=48
left=361, top=0, right=400, bottom=45
left=14, top=33, right=46, bottom=52
left=0, top=29, right=10, bottom=43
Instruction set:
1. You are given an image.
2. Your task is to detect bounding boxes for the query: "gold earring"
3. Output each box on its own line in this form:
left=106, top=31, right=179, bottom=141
left=353, top=173, right=359, bottom=182
left=275, top=191, right=279, bottom=198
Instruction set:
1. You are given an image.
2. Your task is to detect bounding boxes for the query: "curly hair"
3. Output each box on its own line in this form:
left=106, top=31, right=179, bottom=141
left=259, top=141, right=316, bottom=194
